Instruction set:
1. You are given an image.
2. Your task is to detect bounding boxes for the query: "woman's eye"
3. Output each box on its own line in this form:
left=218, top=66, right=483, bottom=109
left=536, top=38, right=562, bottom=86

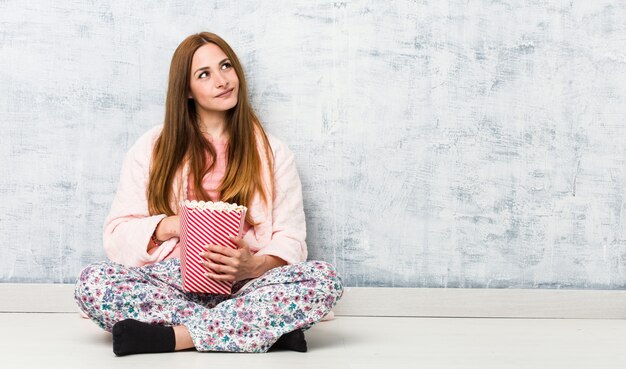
left=199, top=71, right=209, bottom=78
left=221, top=62, right=232, bottom=70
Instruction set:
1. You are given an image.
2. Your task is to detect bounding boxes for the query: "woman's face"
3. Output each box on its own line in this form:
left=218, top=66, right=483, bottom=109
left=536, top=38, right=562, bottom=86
left=188, top=43, right=239, bottom=117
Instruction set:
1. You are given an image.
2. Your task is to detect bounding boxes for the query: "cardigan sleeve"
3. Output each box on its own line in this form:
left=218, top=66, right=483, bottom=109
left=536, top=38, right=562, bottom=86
left=102, top=127, right=178, bottom=267
left=254, top=140, right=308, bottom=264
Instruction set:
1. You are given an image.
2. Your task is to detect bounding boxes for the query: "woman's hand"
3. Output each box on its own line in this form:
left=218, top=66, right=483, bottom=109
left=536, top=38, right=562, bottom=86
left=200, top=236, right=265, bottom=282
left=200, top=236, right=262, bottom=282
left=155, top=215, right=180, bottom=242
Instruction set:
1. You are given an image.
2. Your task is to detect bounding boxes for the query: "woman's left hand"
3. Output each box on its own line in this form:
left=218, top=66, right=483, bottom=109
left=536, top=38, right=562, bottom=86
left=200, top=236, right=262, bottom=282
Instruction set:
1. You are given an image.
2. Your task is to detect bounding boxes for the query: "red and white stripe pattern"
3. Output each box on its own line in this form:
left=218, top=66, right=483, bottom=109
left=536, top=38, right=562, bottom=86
left=179, top=202, right=247, bottom=294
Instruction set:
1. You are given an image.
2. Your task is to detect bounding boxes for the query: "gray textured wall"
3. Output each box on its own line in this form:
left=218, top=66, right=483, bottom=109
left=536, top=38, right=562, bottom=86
left=1, top=1, right=625, bottom=288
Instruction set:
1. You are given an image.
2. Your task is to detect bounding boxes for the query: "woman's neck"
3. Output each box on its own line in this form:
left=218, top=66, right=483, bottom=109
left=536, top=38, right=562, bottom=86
left=198, top=112, right=228, bottom=141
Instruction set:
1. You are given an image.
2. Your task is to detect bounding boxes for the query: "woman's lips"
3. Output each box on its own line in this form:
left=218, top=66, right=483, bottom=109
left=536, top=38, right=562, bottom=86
left=216, top=88, right=234, bottom=98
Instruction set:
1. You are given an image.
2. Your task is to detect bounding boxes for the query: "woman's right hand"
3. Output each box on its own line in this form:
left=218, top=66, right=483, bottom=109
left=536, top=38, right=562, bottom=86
left=155, top=215, right=180, bottom=242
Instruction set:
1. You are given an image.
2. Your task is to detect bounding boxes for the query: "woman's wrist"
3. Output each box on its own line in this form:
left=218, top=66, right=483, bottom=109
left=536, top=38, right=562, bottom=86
left=155, top=215, right=179, bottom=242
left=252, top=255, right=287, bottom=278
left=153, top=219, right=167, bottom=244
left=151, top=231, right=165, bottom=246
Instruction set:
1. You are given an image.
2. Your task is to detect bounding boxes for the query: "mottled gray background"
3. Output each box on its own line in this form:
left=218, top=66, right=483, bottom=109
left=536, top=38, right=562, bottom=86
left=1, top=1, right=625, bottom=288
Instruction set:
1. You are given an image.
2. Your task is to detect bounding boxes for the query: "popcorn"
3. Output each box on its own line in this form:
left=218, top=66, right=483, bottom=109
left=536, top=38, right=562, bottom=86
left=182, top=200, right=246, bottom=212
left=179, top=200, right=247, bottom=294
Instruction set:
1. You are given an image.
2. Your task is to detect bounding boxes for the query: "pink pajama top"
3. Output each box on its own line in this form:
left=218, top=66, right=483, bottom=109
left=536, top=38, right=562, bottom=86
left=102, top=125, right=308, bottom=267
left=155, top=134, right=252, bottom=261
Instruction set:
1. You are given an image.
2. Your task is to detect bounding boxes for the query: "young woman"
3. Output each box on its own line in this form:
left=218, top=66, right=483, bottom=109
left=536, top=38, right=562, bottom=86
left=74, top=32, right=343, bottom=356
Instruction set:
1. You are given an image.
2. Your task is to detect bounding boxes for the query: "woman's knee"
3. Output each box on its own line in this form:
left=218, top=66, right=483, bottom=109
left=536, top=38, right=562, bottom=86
left=74, top=262, right=120, bottom=311
left=307, top=260, right=344, bottom=300
left=76, top=261, right=113, bottom=286
left=75, top=263, right=102, bottom=298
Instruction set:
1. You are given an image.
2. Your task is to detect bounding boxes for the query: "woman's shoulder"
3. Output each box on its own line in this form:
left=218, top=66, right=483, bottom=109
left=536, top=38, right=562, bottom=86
left=127, top=125, right=163, bottom=155
left=134, top=125, right=163, bottom=149
left=123, top=125, right=163, bottom=166
left=264, top=131, right=294, bottom=161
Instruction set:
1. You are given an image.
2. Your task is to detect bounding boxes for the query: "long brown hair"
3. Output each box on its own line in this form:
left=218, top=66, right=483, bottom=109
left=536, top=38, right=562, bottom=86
left=147, top=32, right=273, bottom=222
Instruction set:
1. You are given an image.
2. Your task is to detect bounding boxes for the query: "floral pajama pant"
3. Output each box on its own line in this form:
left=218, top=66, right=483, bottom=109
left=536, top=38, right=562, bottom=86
left=74, top=258, right=343, bottom=353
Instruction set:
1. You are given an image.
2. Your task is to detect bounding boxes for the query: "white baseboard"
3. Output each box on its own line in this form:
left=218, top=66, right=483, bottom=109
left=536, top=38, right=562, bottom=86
left=1, top=283, right=625, bottom=319
left=335, top=287, right=626, bottom=319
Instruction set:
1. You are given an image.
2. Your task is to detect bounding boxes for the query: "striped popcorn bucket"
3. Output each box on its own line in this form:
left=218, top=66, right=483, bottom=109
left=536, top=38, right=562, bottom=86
left=179, top=201, right=247, bottom=294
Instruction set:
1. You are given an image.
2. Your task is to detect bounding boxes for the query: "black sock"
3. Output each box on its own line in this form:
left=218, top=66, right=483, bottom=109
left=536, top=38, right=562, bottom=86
left=269, top=329, right=308, bottom=352
left=112, top=319, right=176, bottom=356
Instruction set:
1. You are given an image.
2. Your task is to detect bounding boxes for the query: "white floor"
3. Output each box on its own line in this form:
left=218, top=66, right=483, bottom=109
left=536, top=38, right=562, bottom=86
left=3, top=313, right=626, bottom=368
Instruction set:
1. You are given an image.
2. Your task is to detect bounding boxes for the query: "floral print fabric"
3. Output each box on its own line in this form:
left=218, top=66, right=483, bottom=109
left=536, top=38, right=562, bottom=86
left=74, top=258, right=343, bottom=352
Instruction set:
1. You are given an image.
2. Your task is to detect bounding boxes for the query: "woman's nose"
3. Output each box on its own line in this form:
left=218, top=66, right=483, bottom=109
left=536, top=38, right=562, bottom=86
left=215, top=74, right=228, bottom=88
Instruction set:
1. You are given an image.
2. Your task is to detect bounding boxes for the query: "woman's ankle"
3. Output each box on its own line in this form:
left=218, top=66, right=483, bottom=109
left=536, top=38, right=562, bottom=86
left=173, top=325, right=195, bottom=351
